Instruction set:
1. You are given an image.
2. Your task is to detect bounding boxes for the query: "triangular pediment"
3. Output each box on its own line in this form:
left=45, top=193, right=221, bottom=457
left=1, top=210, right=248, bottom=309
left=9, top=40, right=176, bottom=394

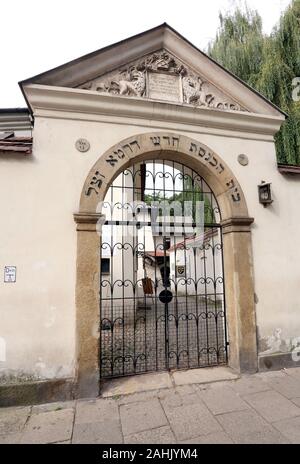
left=20, top=23, right=285, bottom=117
left=77, top=49, right=245, bottom=112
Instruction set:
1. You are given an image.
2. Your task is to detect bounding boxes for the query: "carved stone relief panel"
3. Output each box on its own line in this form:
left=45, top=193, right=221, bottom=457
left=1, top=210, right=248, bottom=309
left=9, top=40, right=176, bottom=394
left=78, top=50, right=246, bottom=112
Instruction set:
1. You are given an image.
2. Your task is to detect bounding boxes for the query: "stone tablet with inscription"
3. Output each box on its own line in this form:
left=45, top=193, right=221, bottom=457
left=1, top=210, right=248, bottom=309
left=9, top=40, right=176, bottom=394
left=147, top=72, right=182, bottom=103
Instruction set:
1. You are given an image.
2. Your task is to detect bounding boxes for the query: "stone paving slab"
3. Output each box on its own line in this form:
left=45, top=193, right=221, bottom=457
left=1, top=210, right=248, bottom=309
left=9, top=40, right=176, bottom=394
left=216, top=410, right=290, bottom=444
left=3, top=368, right=300, bottom=444
left=32, top=401, right=75, bottom=415
left=284, top=368, right=300, bottom=381
left=292, top=398, right=300, bottom=407
left=0, top=432, right=22, bottom=444
left=120, top=399, right=168, bottom=436
left=0, top=406, right=31, bottom=435
left=164, top=401, right=222, bottom=441
left=198, top=384, right=249, bottom=415
left=124, top=426, right=176, bottom=444
left=20, top=408, right=74, bottom=444
left=72, top=419, right=123, bottom=444
left=75, top=398, right=118, bottom=425
left=158, top=385, right=204, bottom=412
left=243, top=390, right=300, bottom=423
left=117, top=390, right=159, bottom=405
left=180, top=431, right=234, bottom=444
left=273, top=415, right=300, bottom=444
left=231, top=376, right=271, bottom=396
left=262, top=373, right=300, bottom=399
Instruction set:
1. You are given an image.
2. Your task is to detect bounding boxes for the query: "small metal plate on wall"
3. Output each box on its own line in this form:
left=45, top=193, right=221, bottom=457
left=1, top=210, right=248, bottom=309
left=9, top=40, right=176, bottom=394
left=4, top=266, right=16, bottom=283
left=75, top=138, right=90, bottom=153
left=238, top=154, right=249, bottom=166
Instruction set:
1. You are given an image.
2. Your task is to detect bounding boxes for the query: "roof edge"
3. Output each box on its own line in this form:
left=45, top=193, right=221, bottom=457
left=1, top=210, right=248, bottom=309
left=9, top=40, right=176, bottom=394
left=19, top=22, right=287, bottom=119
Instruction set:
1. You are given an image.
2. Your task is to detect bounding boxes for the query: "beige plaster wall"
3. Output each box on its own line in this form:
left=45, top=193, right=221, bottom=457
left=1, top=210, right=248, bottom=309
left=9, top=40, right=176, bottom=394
left=1, top=112, right=299, bottom=381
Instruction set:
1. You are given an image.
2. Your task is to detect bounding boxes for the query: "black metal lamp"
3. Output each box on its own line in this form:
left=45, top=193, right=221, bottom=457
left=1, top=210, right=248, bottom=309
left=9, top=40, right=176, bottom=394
left=258, top=181, right=273, bottom=207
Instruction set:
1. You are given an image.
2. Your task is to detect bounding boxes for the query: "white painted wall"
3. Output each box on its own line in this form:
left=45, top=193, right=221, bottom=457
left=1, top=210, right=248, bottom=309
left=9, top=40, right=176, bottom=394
left=0, top=105, right=299, bottom=381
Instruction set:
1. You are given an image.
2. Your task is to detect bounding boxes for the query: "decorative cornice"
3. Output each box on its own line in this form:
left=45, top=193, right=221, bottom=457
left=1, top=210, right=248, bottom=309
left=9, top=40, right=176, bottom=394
left=221, top=216, right=254, bottom=234
left=23, top=84, right=285, bottom=137
left=73, top=212, right=104, bottom=231
left=74, top=212, right=103, bottom=223
left=0, top=112, right=32, bottom=132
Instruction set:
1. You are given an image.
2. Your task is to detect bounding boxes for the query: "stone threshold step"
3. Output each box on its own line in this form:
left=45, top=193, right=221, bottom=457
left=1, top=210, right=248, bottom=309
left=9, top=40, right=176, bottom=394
left=100, top=366, right=239, bottom=398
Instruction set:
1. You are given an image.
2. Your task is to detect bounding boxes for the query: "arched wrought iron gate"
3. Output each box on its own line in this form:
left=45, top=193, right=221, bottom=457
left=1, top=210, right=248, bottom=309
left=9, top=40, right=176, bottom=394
left=100, top=160, right=228, bottom=378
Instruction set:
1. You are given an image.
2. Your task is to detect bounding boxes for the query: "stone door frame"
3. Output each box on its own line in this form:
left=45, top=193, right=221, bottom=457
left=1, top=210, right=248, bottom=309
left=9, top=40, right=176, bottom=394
left=74, top=132, right=257, bottom=398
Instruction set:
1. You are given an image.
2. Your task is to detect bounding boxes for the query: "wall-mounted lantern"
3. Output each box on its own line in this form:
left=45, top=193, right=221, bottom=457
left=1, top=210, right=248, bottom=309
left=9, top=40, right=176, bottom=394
left=258, top=181, right=273, bottom=207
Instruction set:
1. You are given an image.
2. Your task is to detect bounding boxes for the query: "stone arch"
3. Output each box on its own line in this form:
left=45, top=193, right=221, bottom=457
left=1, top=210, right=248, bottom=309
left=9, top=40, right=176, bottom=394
left=79, top=132, right=248, bottom=220
left=74, top=132, right=257, bottom=397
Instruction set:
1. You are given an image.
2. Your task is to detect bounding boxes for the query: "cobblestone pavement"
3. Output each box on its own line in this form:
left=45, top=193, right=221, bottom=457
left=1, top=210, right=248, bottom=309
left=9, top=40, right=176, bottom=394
left=1, top=368, right=300, bottom=444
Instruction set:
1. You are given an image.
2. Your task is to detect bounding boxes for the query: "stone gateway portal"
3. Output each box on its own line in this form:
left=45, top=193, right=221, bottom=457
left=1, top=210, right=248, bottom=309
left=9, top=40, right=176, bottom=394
left=3, top=24, right=299, bottom=406
left=99, top=159, right=227, bottom=378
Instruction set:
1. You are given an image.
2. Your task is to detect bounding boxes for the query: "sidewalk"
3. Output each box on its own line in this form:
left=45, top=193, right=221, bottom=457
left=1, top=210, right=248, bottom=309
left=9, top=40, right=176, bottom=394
left=1, top=367, right=300, bottom=444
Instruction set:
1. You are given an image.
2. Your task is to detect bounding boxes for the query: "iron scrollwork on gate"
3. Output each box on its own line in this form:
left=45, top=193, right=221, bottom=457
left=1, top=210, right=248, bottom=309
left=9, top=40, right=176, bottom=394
left=99, top=160, right=228, bottom=378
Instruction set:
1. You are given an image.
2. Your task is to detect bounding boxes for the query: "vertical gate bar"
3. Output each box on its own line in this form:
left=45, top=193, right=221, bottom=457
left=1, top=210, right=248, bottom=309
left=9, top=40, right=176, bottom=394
left=220, top=226, right=229, bottom=363
left=174, top=233, right=179, bottom=369
left=172, top=161, right=178, bottom=368
left=211, top=222, right=220, bottom=364
left=201, top=178, right=210, bottom=366
left=133, top=162, right=136, bottom=374
left=110, top=182, right=114, bottom=376
left=152, top=160, right=159, bottom=371
left=183, top=164, right=190, bottom=369
left=163, top=234, right=169, bottom=371
left=143, top=163, right=147, bottom=372
left=163, top=161, right=168, bottom=370
left=99, top=226, right=103, bottom=378
left=193, top=173, right=200, bottom=367
left=122, top=169, right=125, bottom=376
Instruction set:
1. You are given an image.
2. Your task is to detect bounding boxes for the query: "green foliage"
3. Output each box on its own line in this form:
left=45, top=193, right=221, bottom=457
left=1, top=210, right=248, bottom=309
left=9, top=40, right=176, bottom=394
left=208, top=6, right=264, bottom=84
left=143, top=175, right=215, bottom=224
left=208, top=0, right=300, bottom=165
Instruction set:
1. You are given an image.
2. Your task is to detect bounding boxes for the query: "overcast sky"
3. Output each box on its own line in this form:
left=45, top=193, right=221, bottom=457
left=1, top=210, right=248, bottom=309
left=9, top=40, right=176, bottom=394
left=1, top=0, right=291, bottom=108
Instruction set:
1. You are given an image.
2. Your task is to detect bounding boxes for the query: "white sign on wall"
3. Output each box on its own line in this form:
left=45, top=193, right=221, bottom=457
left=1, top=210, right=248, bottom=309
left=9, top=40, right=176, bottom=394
left=4, top=266, right=16, bottom=283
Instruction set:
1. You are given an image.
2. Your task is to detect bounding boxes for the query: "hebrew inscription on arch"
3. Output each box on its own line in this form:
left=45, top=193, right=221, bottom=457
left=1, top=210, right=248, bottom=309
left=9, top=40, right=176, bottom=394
left=84, top=134, right=241, bottom=203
